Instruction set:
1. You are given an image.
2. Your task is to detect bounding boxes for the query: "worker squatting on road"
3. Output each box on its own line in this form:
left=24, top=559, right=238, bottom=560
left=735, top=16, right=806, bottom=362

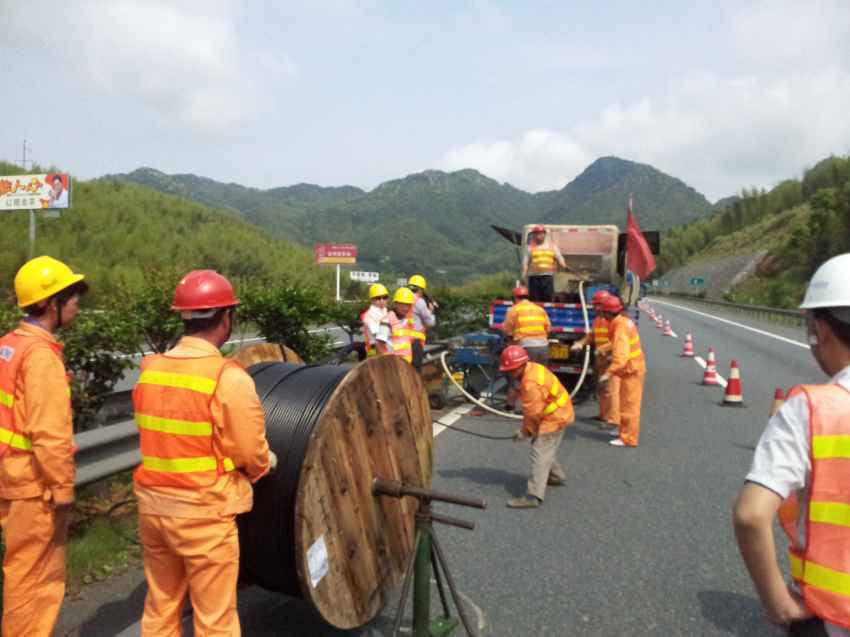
left=499, top=345, right=575, bottom=509
left=132, top=270, right=276, bottom=636
left=570, top=290, right=620, bottom=432
left=360, top=283, right=389, bottom=357
left=597, top=294, right=646, bottom=448
left=407, top=274, right=437, bottom=372
left=376, top=287, right=416, bottom=364
left=734, top=253, right=850, bottom=637
left=521, top=225, right=567, bottom=303
left=0, top=256, right=87, bottom=637
left=501, top=285, right=551, bottom=411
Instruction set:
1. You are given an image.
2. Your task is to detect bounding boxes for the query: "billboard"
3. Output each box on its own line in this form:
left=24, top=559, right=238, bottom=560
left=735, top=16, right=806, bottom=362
left=314, top=243, right=357, bottom=265
left=0, top=173, right=71, bottom=211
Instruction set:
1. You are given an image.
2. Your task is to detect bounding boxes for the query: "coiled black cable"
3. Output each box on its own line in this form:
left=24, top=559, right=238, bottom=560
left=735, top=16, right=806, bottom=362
left=237, top=362, right=350, bottom=595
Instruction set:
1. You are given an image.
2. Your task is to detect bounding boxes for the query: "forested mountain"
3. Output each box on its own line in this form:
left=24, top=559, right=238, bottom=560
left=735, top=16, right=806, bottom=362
left=0, top=162, right=328, bottom=303
left=111, top=157, right=714, bottom=282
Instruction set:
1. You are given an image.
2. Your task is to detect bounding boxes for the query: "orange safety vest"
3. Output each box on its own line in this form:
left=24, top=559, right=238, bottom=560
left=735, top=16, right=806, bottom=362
left=510, top=300, right=549, bottom=341
left=779, top=384, right=850, bottom=628
left=609, top=314, right=645, bottom=370
left=591, top=316, right=610, bottom=346
left=133, top=354, right=238, bottom=489
left=521, top=362, right=574, bottom=435
left=406, top=294, right=427, bottom=343
left=384, top=312, right=413, bottom=363
left=529, top=243, right=557, bottom=275
left=0, top=331, right=64, bottom=456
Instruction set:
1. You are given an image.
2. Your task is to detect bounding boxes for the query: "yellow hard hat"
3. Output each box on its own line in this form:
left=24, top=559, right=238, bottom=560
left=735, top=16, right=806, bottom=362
left=393, top=287, right=416, bottom=304
left=14, top=256, right=86, bottom=308
left=408, top=274, right=427, bottom=290
left=368, top=283, right=389, bottom=299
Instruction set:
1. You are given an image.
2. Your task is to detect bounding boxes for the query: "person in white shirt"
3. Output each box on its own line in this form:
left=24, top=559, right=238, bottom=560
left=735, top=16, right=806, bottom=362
left=47, top=176, right=68, bottom=208
left=360, top=284, right=389, bottom=356
left=734, top=253, right=850, bottom=637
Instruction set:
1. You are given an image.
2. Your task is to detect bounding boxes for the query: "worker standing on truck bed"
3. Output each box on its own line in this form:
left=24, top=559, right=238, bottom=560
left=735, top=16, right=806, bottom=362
left=407, top=274, right=436, bottom=372
left=499, top=345, right=574, bottom=509
left=522, top=225, right=567, bottom=303
left=361, top=283, right=389, bottom=357
left=571, top=290, right=620, bottom=431
left=597, top=294, right=645, bottom=448
left=734, top=253, right=850, bottom=636
left=132, top=269, right=275, bottom=636
left=0, top=256, right=86, bottom=637
left=501, top=286, right=551, bottom=411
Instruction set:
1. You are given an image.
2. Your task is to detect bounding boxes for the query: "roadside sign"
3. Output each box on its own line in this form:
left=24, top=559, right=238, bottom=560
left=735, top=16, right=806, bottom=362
left=1, top=173, right=71, bottom=210
left=652, top=280, right=659, bottom=287
left=349, top=271, right=379, bottom=283
left=314, top=243, right=357, bottom=265
left=689, top=277, right=705, bottom=287
left=396, top=278, right=408, bottom=288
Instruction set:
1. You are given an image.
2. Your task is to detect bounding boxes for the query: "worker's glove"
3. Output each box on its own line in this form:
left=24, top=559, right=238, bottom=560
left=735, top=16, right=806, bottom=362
left=598, top=374, right=610, bottom=385
left=570, top=343, right=583, bottom=353
left=268, top=450, right=279, bottom=473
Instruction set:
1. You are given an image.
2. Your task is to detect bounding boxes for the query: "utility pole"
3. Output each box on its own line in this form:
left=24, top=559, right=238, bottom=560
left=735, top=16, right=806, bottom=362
left=17, top=140, right=37, bottom=258
left=18, top=139, right=33, bottom=170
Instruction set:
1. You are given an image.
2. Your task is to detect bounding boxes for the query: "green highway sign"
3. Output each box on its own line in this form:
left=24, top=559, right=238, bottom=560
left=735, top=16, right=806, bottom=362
left=689, top=277, right=705, bottom=287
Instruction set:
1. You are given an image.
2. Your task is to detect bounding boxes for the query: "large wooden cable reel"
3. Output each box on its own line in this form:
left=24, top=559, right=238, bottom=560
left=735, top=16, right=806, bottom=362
left=234, top=353, right=433, bottom=629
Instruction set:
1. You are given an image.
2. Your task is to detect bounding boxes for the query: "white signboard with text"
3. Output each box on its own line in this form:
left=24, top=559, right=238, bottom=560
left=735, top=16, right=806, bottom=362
left=349, top=271, right=380, bottom=283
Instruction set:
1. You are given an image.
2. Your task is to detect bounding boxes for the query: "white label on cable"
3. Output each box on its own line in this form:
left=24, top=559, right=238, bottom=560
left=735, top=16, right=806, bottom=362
left=307, top=535, right=329, bottom=588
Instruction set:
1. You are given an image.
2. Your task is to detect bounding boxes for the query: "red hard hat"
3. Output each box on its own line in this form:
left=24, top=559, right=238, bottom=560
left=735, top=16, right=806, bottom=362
left=499, top=345, right=529, bottom=372
left=512, top=286, right=529, bottom=299
left=172, top=270, right=240, bottom=311
left=591, top=290, right=611, bottom=306
left=600, top=295, right=623, bottom=314
left=531, top=224, right=546, bottom=233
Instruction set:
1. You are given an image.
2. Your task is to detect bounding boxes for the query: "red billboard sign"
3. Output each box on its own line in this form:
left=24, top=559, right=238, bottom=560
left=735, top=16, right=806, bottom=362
left=314, top=243, right=357, bottom=265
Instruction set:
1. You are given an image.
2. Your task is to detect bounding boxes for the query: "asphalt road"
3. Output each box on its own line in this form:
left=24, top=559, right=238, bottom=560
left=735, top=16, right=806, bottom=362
left=57, top=298, right=821, bottom=636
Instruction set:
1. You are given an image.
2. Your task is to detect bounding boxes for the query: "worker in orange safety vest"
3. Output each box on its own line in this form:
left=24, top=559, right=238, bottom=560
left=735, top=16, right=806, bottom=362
left=521, top=225, right=568, bottom=303
left=501, top=286, right=551, bottom=411
left=571, top=290, right=619, bottom=431
left=376, top=288, right=416, bottom=364
left=406, top=274, right=437, bottom=372
left=0, top=255, right=87, bottom=637
left=734, top=253, right=850, bottom=635
left=499, top=345, right=575, bottom=509
left=360, top=283, right=389, bottom=357
left=597, top=294, right=645, bottom=448
left=133, top=270, right=275, bottom=636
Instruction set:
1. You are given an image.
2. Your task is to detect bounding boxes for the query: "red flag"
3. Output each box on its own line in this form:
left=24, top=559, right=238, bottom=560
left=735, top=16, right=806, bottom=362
left=626, top=196, right=656, bottom=280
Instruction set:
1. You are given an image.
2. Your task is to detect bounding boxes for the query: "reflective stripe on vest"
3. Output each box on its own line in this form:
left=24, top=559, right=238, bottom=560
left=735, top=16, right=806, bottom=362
left=513, top=301, right=548, bottom=339
left=610, top=316, right=644, bottom=363
left=592, top=317, right=609, bottom=346
left=0, top=331, right=64, bottom=457
left=133, top=355, right=236, bottom=488
left=779, top=384, right=850, bottom=625
left=628, top=336, right=643, bottom=359
left=534, top=364, right=570, bottom=415
left=406, top=302, right=427, bottom=343
left=530, top=245, right=556, bottom=272
left=386, top=314, right=413, bottom=363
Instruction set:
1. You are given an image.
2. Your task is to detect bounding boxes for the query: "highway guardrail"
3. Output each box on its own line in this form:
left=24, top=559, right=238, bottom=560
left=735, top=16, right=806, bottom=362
left=650, top=293, right=805, bottom=327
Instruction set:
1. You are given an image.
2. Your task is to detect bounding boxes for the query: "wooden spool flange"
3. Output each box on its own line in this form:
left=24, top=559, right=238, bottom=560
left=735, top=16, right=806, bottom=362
left=227, top=342, right=304, bottom=367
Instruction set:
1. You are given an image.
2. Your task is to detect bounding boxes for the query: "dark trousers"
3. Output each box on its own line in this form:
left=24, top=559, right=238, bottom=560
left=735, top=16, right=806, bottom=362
left=528, top=275, right=554, bottom=303
left=788, top=618, right=828, bottom=637
left=412, top=339, right=424, bottom=373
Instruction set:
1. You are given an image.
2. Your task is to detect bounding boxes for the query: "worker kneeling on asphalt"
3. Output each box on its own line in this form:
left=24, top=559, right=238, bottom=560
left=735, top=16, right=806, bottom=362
left=0, top=256, right=87, bottom=637
left=570, top=290, right=619, bottom=431
left=499, top=345, right=574, bottom=509
left=501, top=285, right=550, bottom=411
left=597, top=294, right=645, bottom=448
left=734, top=253, right=850, bottom=636
left=376, top=288, right=416, bottom=364
left=133, top=270, right=275, bottom=636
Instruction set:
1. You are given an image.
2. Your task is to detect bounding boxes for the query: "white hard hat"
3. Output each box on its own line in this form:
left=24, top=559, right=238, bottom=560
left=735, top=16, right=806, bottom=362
left=800, top=253, right=850, bottom=310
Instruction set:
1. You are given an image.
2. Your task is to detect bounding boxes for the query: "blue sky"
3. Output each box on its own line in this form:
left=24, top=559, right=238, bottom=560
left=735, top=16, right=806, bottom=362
left=2, top=1, right=849, bottom=201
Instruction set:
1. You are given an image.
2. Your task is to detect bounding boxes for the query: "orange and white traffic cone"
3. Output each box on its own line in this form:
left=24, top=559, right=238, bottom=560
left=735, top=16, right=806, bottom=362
left=702, top=347, right=719, bottom=385
left=656, top=316, right=664, bottom=329
left=681, top=333, right=695, bottom=357
left=663, top=320, right=675, bottom=337
left=770, top=388, right=785, bottom=417
left=721, top=360, right=744, bottom=406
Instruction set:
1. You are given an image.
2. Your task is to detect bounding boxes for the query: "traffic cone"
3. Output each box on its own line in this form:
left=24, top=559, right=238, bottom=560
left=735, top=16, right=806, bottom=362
left=770, top=388, right=785, bottom=417
left=663, top=321, right=674, bottom=337
left=721, top=360, right=744, bottom=406
left=681, top=333, right=695, bottom=357
left=702, top=347, right=719, bottom=385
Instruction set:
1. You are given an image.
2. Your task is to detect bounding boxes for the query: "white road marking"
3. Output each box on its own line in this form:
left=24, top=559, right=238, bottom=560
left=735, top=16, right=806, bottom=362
left=650, top=299, right=808, bottom=349
left=693, top=356, right=728, bottom=388
left=433, top=403, right=474, bottom=437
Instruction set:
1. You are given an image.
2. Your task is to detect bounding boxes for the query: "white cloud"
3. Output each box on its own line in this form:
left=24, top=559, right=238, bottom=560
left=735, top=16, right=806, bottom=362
left=441, top=2, right=850, bottom=200
left=6, top=1, right=295, bottom=133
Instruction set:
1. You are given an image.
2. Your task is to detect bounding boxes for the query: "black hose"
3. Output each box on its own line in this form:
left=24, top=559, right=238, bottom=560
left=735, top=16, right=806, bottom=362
left=237, top=362, right=350, bottom=595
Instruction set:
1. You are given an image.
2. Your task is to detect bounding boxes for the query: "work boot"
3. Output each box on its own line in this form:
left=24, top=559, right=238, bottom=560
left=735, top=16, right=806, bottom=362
left=506, top=495, right=541, bottom=509
left=547, top=475, right=566, bottom=486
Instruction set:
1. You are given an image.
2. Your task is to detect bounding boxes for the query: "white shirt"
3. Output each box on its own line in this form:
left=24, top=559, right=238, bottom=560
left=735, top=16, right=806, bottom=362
left=746, top=364, right=850, bottom=636
left=49, top=189, right=68, bottom=208
left=362, top=304, right=387, bottom=342
left=411, top=296, right=435, bottom=333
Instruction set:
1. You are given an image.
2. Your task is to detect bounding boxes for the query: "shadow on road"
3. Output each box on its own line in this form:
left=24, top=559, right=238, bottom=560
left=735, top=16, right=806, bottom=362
left=438, top=467, right=526, bottom=496
left=69, top=581, right=148, bottom=637
left=697, top=590, right=783, bottom=636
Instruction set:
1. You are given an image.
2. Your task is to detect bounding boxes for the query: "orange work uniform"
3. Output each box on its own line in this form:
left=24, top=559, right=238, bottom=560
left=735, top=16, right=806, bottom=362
left=589, top=316, right=621, bottom=426
left=381, top=311, right=414, bottom=363
left=133, top=336, right=270, bottom=637
left=778, top=384, right=850, bottom=627
left=502, top=299, right=550, bottom=345
left=606, top=314, right=646, bottom=447
left=0, top=321, right=75, bottom=637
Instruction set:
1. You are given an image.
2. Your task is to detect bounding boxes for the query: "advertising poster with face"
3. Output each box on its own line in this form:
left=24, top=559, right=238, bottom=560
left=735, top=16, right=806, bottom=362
left=0, top=173, right=71, bottom=211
